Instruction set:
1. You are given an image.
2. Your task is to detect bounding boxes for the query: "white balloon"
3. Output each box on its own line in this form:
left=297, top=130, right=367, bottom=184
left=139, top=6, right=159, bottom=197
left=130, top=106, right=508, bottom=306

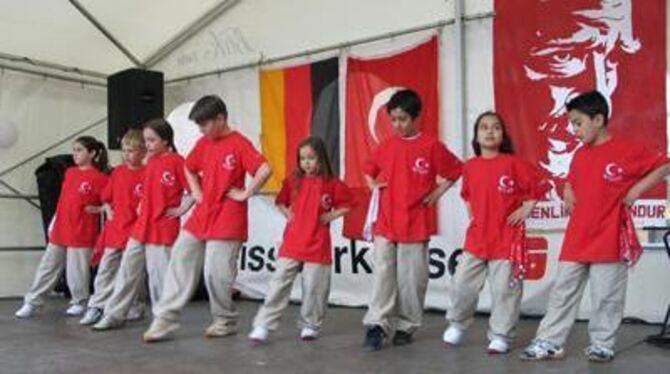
left=0, top=117, right=19, bottom=148
left=166, top=101, right=200, bottom=156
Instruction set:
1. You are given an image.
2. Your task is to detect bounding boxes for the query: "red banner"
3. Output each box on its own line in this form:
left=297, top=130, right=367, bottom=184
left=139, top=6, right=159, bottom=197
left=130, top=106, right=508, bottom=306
left=494, top=0, right=667, bottom=228
left=343, top=36, right=439, bottom=238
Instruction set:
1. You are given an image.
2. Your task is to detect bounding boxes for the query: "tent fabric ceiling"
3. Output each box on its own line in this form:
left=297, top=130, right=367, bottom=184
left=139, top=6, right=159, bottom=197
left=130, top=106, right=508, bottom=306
left=0, top=0, right=223, bottom=76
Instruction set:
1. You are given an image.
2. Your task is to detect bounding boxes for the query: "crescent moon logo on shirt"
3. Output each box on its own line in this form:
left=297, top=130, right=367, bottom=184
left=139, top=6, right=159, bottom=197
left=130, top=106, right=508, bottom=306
left=321, top=194, right=333, bottom=210
left=222, top=154, right=237, bottom=171
left=133, top=183, right=144, bottom=197
left=497, top=175, right=516, bottom=194
left=78, top=181, right=92, bottom=195
left=412, top=157, right=430, bottom=175
left=603, top=162, right=624, bottom=182
left=160, top=171, right=176, bottom=187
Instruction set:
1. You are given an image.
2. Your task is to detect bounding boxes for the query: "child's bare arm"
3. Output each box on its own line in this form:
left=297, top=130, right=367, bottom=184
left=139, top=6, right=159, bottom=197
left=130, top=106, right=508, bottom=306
left=320, top=206, right=351, bottom=224
left=184, top=167, right=203, bottom=203
left=277, top=204, right=292, bottom=220
left=563, top=182, right=576, bottom=214
left=507, top=199, right=538, bottom=226
left=422, top=177, right=455, bottom=206
left=624, top=163, right=670, bottom=206
left=364, top=174, right=386, bottom=190
left=227, top=163, right=272, bottom=201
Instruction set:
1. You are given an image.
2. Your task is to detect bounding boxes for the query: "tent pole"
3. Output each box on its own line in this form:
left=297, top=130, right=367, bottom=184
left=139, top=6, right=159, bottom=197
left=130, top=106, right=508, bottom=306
left=453, top=0, right=467, bottom=158
left=164, top=11, right=494, bottom=85
left=144, top=0, right=242, bottom=68
left=0, top=51, right=106, bottom=80
left=0, top=62, right=106, bottom=87
left=68, top=0, right=144, bottom=68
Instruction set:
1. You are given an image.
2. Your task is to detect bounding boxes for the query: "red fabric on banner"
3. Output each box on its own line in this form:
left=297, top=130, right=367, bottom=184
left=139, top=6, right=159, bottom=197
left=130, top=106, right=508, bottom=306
left=494, top=0, right=666, bottom=201
left=343, top=37, right=440, bottom=239
left=284, top=65, right=313, bottom=179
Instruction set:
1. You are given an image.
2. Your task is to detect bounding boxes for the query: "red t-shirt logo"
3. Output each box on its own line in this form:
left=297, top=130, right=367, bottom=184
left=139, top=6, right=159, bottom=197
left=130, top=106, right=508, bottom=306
left=497, top=175, right=516, bottom=194
left=603, top=162, right=624, bottom=182
left=321, top=193, right=333, bottom=210
left=412, top=157, right=430, bottom=175
left=134, top=183, right=144, bottom=197
left=78, top=181, right=92, bottom=195
left=222, top=154, right=237, bottom=171
left=160, top=171, right=176, bottom=187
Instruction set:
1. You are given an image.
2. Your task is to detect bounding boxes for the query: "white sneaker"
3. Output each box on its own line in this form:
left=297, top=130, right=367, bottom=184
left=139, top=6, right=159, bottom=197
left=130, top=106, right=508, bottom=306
left=442, top=326, right=465, bottom=345
left=300, top=327, right=319, bottom=341
left=248, top=326, right=269, bottom=344
left=125, top=304, right=145, bottom=321
left=15, top=303, right=37, bottom=319
left=92, top=315, right=125, bottom=331
left=487, top=338, right=510, bottom=354
left=65, top=304, right=86, bottom=317
left=79, top=307, right=103, bottom=325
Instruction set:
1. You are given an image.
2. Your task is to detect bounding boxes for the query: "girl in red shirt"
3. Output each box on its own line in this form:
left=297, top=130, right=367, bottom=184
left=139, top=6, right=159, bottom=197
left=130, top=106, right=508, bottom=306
left=79, top=129, right=147, bottom=325
left=249, top=137, right=352, bottom=343
left=16, top=136, right=109, bottom=319
left=93, top=119, right=192, bottom=331
left=442, top=111, right=548, bottom=354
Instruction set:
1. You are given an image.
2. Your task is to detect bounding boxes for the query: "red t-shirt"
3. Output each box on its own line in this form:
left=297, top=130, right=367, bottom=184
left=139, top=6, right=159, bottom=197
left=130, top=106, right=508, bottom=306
left=130, top=152, right=187, bottom=246
left=462, top=154, right=548, bottom=260
left=276, top=176, right=353, bottom=264
left=96, top=164, right=145, bottom=250
left=49, top=167, right=109, bottom=248
left=184, top=132, right=266, bottom=241
left=365, top=132, right=463, bottom=242
left=561, top=137, right=668, bottom=262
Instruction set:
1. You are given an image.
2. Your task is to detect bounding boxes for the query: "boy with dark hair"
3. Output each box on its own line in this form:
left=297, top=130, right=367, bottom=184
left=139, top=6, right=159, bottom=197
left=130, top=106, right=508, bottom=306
left=521, top=90, right=670, bottom=362
left=142, top=94, right=271, bottom=342
left=362, top=89, right=463, bottom=351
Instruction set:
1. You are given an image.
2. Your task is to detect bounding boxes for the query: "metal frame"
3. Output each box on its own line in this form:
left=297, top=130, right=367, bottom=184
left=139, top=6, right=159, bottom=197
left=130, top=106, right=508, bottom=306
left=165, top=11, right=495, bottom=85
left=144, top=0, right=242, bottom=68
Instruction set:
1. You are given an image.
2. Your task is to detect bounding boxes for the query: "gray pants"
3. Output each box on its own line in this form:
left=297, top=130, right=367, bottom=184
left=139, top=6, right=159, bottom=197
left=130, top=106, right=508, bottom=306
left=152, top=231, right=242, bottom=324
left=24, top=243, right=92, bottom=306
left=103, top=239, right=169, bottom=320
left=88, top=248, right=147, bottom=311
left=534, top=261, right=628, bottom=350
left=362, top=236, right=429, bottom=335
left=253, top=257, right=331, bottom=331
left=445, top=251, right=522, bottom=343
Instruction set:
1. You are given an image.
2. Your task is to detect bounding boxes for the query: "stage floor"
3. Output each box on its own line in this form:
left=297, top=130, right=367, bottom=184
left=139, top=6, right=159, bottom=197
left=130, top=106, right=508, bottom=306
left=0, top=298, right=668, bottom=373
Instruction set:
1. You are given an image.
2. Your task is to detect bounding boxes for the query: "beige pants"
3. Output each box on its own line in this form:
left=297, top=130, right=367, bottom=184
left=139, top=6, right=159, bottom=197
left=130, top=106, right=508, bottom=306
left=24, top=243, right=92, bottom=306
left=152, top=230, right=242, bottom=324
left=446, top=251, right=522, bottom=343
left=253, top=257, right=331, bottom=331
left=88, top=248, right=147, bottom=311
left=103, top=239, right=169, bottom=320
left=362, top=236, right=429, bottom=335
left=534, top=261, right=628, bottom=350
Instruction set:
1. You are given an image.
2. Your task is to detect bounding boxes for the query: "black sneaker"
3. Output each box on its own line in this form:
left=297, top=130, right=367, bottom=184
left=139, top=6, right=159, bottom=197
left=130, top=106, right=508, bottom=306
left=363, top=325, right=386, bottom=352
left=392, top=330, right=414, bottom=346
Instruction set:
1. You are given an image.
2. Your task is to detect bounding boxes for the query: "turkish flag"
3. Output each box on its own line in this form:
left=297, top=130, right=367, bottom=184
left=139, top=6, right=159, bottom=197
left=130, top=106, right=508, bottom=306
left=343, top=36, right=439, bottom=239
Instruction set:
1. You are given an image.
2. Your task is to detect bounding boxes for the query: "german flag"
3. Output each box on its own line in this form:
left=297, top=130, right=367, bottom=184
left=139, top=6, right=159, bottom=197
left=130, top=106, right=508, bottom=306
left=260, top=57, right=340, bottom=191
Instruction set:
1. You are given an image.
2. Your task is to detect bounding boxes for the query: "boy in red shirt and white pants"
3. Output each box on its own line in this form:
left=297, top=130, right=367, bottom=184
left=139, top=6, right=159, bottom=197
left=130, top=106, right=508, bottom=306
left=362, top=89, right=463, bottom=351
left=143, top=95, right=271, bottom=342
left=521, top=91, right=670, bottom=362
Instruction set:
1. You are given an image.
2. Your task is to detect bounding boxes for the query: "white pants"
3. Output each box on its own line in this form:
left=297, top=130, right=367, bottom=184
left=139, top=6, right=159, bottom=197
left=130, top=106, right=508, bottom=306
left=103, top=239, right=170, bottom=320
left=24, top=243, right=92, bottom=306
left=87, top=248, right=147, bottom=311
left=153, top=231, right=242, bottom=324
left=253, top=257, right=331, bottom=331
left=445, top=251, right=522, bottom=343
left=534, top=261, right=628, bottom=350
left=362, top=236, right=429, bottom=335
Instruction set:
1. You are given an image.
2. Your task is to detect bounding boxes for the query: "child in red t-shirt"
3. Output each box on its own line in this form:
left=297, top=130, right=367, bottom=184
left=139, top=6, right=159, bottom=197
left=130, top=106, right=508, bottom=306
left=442, top=111, right=548, bottom=354
left=248, top=137, right=352, bottom=343
left=362, top=89, right=463, bottom=351
left=16, top=136, right=109, bottom=318
left=79, top=129, right=147, bottom=325
left=521, top=91, right=670, bottom=362
left=143, top=95, right=271, bottom=343
left=93, top=119, right=192, bottom=331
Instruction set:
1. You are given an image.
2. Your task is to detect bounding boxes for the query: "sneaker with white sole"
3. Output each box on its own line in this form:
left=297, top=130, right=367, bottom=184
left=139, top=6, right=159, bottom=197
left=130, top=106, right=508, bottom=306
left=92, top=315, right=125, bottom=331
left=79, top=307, right=103, bottom=325
left=143, top=318, right=180, bottom=343
left=205, top=319, right=238, bottom=338
left=65, top=304, right=86, bottom=317
left=15, top=303, right=37, bottom=319
left=519, top=340, right=565, bottom=361
left=248, top=326, right=269, bottom=344
left=487, top=338, right=510, bottom=354
left=300, top=327, right=319, bottom=341
left=442, top=326, right=465, bottom=345
left=584, top=345, right=614, bottom=362
left=125, top=304, right=145, bottom=322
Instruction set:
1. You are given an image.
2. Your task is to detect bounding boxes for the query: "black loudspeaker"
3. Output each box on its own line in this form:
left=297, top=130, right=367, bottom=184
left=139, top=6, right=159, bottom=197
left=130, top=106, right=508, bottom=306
left=107, top=68, right=164, bottom=149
